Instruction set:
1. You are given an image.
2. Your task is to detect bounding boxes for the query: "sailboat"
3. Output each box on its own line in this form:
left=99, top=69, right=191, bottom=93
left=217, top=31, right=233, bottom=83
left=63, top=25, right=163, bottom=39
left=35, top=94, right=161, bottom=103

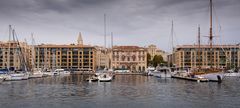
left=29, top=34, right=43, bottom=78
left=193, top=0, right=224, bottom=82
left=5, top=26, right=30, bottom=81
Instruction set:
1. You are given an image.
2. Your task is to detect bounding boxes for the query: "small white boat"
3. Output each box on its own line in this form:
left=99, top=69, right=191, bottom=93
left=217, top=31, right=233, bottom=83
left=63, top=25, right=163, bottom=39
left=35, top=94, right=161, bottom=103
left=29, top=71, right=43, bottom=78
left=54, top=69, right=70, bottom=75
left=4, top=73, right=27, bottom=81
left=43, top=71, right=55, bottom=76
left=98, top=73, right=112, bottom=82
left=224, top=69, right=240, bottom=77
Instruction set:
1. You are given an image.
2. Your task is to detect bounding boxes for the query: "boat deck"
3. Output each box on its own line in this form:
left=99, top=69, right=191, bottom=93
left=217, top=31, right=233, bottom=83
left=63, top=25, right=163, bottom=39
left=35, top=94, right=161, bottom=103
left=171, top=75, right=209, bottom=82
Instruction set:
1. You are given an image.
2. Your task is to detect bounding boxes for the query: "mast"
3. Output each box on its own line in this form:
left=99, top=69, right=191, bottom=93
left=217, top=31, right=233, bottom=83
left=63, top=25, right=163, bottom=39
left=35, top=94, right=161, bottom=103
left=171, top=20, right=174, bottom=53
left=111, top=32, right=113, bottom=49
left=7, top=25, right=12, bottom=70
left=104, top=14, right=107, bottom=49
left=168, top=20, right=174, bottom=67
left=198, top=25, right=201, bottom=69
left=209, top=0, right=213, bottom=68
left=103, top=14, right=107, bottom=69
left=31, top=33, right=35, bottom=71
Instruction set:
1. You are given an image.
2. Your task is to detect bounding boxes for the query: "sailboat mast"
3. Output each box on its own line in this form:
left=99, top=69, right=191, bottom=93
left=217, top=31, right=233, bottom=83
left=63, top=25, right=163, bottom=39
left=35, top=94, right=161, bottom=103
left=7, top=25, right=12, bottom=70
left=103, top=14, right=107, bottom=69
left=171, top=20, right=174, bottom=53
left=31, top=33, right=35, bottom=71
left=104, top=14, right=107, bottom=49
left=111, top=32, right=113, bottom=49
left=209, top=0, right=213, bottom=68
left=198, top=25, right=201, bottom=69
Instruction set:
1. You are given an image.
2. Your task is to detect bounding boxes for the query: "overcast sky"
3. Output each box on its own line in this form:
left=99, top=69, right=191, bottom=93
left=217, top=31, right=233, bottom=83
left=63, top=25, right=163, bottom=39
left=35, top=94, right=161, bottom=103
left=0, top=0, right=239, bottom=52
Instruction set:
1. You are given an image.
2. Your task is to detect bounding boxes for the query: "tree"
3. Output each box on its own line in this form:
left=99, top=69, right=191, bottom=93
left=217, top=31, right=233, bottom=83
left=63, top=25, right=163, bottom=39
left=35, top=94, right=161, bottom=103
left=147, top=53, right=152, bottom=66
left=152, top=55, right=164, bottom=67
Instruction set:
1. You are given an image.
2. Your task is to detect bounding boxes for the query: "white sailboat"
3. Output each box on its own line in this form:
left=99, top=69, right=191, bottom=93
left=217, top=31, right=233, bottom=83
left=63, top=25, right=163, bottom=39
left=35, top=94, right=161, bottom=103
left=4, top=26, right=29, bottom=81
left=190, top=0, right=224, bottom=82
left=29, top=34, right=43, bottom=78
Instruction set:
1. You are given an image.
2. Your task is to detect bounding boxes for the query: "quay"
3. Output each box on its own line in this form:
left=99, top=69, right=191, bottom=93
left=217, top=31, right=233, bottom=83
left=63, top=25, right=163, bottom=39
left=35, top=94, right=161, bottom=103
left=72, top=71, right=144, bottom=75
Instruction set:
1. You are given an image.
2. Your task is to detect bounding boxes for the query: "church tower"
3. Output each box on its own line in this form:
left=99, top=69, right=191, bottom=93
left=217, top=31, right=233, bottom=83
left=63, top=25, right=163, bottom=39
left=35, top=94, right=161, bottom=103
left=77, top=32, right=83, bottom=46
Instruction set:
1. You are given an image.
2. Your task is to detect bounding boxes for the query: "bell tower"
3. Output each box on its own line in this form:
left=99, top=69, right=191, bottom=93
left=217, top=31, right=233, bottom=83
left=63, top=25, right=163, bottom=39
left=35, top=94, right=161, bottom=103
left=77, top=32, right=83, bottom=46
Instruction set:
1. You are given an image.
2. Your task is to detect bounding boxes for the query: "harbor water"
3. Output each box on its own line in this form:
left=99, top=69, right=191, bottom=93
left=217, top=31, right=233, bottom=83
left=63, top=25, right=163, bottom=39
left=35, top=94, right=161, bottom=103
left=0, top=75, right=240, bottom=108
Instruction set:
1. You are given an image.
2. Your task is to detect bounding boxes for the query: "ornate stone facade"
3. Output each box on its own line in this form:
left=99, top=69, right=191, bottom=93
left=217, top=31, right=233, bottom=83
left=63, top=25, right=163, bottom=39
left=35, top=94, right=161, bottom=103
left=112, top=46, right=147, bottom=72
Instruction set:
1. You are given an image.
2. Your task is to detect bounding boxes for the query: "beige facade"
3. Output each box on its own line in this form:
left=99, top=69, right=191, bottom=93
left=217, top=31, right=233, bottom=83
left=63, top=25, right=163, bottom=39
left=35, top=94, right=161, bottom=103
left=35, top=44, right=96, bottom=71
left=95, top=46, right=110, bottom=70
left=0, top=41, right=31, bottom=70
left=112, top=46, right=147, bottom=72
left=172, top=45, right=240, bottom=69
left=147, top=44, right=168, bottom=61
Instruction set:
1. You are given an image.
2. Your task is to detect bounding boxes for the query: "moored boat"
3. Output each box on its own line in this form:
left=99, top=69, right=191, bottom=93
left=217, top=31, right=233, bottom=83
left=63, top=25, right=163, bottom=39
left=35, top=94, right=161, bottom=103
left=29, top=70, right=43, bottom=78
left=98, top=73, right=113, bottom=82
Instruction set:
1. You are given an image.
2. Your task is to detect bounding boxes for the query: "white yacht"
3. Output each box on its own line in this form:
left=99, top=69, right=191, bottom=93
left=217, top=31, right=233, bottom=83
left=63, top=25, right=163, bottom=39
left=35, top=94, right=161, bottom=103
left=152, top=66, right=172, bottom=78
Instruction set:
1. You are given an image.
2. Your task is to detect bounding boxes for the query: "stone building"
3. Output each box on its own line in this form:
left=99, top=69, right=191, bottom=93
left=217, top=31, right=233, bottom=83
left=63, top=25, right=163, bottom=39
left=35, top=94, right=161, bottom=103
left=112, top=46, right=147, bottom=72
left=0, top=41, right=31, bottom=70
left=147, top=44, right=168, bottom=61
left=94, top=46, right=110, bottom=70
left=172, top=44, right=240, bottom=69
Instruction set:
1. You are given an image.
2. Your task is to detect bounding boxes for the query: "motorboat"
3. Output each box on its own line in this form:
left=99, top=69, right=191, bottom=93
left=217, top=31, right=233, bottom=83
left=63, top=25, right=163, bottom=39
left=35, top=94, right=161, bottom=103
left=54, top=69, right=70, bottom=75
left=98, top=73, right=113, bottom=82
left=224, top=69, right=240, bottom=77
left=152, top=66, right=172, bottom=78
left=29, top=70, right=43, bottom=78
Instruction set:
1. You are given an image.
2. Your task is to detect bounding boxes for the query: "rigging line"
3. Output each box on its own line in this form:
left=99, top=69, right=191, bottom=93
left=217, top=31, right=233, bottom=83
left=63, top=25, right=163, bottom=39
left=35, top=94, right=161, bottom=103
left=212, top=1, right=222, bottom=45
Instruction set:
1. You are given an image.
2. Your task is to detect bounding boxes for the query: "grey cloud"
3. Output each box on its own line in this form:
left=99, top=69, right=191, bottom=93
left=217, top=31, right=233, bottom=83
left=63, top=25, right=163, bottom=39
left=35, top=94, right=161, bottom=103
left=0, top=0, right=239, bottom=52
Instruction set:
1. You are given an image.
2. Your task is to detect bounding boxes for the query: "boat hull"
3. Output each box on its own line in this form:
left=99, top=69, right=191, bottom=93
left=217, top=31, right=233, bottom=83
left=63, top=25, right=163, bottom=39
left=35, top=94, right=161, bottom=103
left=224, top=72, right=240, bottom=77
left=196, top=73, right=224, bottom=82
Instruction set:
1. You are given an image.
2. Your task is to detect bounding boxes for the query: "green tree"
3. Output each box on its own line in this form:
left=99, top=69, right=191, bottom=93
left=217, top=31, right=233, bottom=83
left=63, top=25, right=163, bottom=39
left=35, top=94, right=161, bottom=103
left=147, top=53, right=152, bottom=66
left=152, top=55, right=164, bottom=67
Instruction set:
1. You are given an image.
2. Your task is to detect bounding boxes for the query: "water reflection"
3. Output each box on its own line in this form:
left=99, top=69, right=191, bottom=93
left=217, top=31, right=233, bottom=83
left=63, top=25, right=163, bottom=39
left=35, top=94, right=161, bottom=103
left=0, top=75, right=240, bottom=108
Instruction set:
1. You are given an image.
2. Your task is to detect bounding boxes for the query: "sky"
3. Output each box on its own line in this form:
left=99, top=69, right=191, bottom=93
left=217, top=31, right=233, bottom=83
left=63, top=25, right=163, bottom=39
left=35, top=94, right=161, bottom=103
left=0, top=0, right=239, bottom=52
